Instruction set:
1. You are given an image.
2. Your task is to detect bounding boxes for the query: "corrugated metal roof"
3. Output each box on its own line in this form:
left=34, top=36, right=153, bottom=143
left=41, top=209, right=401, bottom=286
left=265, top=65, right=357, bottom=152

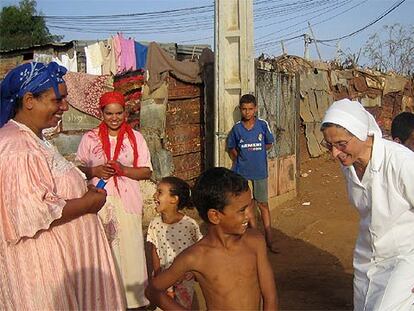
left=177, top=44, right=210, bottom=56
left=0, top=41, right=75, bottom=54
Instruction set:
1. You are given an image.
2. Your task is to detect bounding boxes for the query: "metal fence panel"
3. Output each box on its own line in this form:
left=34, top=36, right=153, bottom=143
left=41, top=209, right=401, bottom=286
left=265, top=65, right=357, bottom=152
left=256, top=69, right=296, bottom=158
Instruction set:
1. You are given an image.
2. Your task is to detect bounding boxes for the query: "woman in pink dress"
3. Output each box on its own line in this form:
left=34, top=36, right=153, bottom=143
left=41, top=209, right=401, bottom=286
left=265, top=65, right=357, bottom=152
left=0, top=62, right=125, bottom=310
left=76, top=91, right=152, bottom=308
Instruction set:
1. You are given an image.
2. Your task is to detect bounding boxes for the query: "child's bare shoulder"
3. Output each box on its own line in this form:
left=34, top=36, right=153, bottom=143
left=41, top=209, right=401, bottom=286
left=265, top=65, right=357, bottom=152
left=175, top=237, right=209, bottom=264
left=243, top=228, right=267, bottom=249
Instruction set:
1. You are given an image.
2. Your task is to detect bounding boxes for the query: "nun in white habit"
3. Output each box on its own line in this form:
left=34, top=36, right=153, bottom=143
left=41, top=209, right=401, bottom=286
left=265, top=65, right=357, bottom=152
left=320, top=98, right=414, bottom=311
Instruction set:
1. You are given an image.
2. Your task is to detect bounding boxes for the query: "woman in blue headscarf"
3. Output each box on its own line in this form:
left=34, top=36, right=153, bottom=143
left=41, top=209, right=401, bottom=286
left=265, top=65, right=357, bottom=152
left=0, top=62, right=125, bottom=310
left=321, top=98, right=414, bottom=310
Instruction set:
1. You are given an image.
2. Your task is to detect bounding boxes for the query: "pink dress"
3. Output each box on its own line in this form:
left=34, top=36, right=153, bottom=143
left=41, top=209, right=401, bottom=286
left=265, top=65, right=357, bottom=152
left=0, top=120, right=125, bottom=310
left=76, top=127, right=152, bottom=308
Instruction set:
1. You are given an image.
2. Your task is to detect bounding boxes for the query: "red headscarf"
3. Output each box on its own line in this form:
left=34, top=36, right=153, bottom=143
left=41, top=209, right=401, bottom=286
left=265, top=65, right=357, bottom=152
left=98, top=91, right=139, bottom=190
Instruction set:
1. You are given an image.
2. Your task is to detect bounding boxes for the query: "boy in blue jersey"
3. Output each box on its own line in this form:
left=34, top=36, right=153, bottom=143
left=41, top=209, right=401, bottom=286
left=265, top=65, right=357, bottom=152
left=227, top=94, right=278, bottom=253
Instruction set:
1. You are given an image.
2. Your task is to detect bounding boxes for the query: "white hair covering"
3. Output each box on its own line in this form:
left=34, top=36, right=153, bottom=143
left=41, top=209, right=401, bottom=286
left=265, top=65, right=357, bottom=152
left=322, top=98, right=382, bottom=141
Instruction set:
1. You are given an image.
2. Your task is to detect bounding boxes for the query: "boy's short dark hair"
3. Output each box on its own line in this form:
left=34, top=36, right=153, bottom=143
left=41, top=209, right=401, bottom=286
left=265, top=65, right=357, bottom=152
left=239, top=94, right=256, bottom=107
left=192, top=167, right=249, bottom=223
left=391, top=112, right=414, bottom=143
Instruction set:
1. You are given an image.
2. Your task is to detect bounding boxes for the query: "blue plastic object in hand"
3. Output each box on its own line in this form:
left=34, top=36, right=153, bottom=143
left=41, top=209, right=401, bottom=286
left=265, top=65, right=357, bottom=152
left=96, top=179, right=107, bottom=189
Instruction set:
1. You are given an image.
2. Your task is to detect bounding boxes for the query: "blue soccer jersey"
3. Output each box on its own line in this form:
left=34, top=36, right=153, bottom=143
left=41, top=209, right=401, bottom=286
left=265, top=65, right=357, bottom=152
left=227, top=118, right=274, bottom=180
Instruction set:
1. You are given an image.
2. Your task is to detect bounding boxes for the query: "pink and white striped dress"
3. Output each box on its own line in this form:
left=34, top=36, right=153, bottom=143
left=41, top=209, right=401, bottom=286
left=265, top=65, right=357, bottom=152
left=0, top=120, right=125, bottom=310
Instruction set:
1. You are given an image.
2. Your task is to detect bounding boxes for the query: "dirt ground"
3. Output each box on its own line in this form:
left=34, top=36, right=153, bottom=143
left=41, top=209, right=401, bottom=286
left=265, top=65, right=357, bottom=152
left=270, top=154, right=359, bottom=310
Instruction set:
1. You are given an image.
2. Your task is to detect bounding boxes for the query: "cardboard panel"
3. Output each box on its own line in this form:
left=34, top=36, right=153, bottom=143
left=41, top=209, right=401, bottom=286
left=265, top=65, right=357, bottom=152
left=278, top=155, right=296, bottom=195
left=304, top=122, right=323, bottom=157
left=267, top=158, right=279, bottom=198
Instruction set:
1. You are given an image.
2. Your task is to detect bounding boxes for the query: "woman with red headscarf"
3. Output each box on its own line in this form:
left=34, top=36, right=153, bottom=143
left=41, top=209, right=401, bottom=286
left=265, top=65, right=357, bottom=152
left=77, top=91, right=152, bottom=309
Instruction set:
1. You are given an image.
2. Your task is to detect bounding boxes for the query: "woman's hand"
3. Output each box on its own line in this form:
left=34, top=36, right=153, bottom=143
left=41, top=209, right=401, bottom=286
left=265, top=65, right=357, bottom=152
left=82, top=185, right=107, bottom=214
left=53, top=185, right=107, bottom=226
left=108, top=160, right=125, bottom=176
left=92, top=163, right=116, bottom=179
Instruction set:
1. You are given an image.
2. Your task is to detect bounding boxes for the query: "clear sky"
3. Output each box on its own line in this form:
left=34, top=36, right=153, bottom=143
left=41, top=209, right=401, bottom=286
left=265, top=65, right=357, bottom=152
left=1, top=0, right=413, bottom=65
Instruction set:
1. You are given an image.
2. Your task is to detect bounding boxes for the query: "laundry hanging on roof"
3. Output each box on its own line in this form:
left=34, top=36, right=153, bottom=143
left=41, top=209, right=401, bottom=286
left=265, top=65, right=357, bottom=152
left=113, top=69, right=145, bottom=129
left=134, top=42, right=148, bottom=70
left=145, top=42, right=202, bottom=93
left=52, top=51, right=78, bottom=73
left=64, top=71, right=113, bottom=118
left=85, top=42, right=103, bottom=75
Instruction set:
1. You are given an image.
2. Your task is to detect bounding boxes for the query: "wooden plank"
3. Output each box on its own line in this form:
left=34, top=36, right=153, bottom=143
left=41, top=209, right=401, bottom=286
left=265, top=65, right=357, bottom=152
left=165, top=124, right=202, bottom=156
left=278, top=155, right=296, bottom=195
left=166, top=98, right=201, bottom=125
left=267, top=158, right=279, bottom=198
left=172, top=152, right=203, bottom=181
left=168, top=76, right=201, bottom=99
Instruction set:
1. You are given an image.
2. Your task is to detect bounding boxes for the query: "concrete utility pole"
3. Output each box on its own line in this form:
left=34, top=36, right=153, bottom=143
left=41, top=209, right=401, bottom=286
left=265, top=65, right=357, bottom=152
left=281, top=40, right=286, bottom=54
left=214, top=0, right=255, bottom=168
left=304, top=34, right=311, bottom=60
left=307, top=22, right=322, bottom=61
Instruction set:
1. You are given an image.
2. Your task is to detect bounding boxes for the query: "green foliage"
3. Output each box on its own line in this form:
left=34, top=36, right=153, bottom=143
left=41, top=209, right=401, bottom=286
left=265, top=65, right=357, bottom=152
left=0, top=0, right=63, bottom=51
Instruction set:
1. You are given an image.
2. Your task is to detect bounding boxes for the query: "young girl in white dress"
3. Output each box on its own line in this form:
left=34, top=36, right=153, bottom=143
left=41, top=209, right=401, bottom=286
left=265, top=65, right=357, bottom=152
left=147, top=176, right=202, bottom=309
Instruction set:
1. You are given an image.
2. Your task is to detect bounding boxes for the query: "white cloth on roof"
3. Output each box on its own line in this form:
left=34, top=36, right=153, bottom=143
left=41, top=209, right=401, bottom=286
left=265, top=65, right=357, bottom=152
left=85, top=43, right=102, bottom=75
left=52, top=53, right=78, bottom=72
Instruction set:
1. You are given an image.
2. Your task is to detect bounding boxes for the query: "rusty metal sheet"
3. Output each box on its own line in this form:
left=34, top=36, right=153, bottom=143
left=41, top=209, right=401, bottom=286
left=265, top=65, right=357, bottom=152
left=382, top=93, right=402, bottom=129
left=0, top=56, right=24, bottom=79
left=365, top=76, right=384, bottom=90
left=332, top=84, right=349, bottom=100
left=383, top=74, right=408, bottom=95
left=335, top=70, right=354, bottom=80
left=361, top=96, right=381, bottom=108
left=402, top=96, right=414, bottom=111
left=172, top=152, right=203, bottom=182
left=166, top=98, right=201, bottom=125
left=403, top=80, right=414, bottom=97
left=165, top=124, right=202, bottom=156
left=300, top=69, right=329, bottom=92
left=353, top=76, right=368, bottom=92
left=366, top=88, right=382, bottom=99
left=168, top=76, right=201, bottom=99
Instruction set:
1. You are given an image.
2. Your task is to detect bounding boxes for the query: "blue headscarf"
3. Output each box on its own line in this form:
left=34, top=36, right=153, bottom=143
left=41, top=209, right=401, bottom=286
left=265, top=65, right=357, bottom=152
left=0, top=61, right=67, bottom=128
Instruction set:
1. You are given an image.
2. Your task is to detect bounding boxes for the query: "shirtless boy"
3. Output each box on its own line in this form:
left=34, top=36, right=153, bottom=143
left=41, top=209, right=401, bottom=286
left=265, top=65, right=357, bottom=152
left=145, top=167, right=278, bottom=310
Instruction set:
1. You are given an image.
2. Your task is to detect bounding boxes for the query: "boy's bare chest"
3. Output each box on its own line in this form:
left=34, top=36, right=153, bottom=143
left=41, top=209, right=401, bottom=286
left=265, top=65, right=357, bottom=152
left=194, top=249, right=261, bottom=308
left=200, top=249, right=257, bottom=285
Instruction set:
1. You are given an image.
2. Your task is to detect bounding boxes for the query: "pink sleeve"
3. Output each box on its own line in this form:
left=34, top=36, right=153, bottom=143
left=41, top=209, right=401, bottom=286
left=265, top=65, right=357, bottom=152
left=0, top=151, right=66, bottom=244
left=76, top=131, right=94, bottom=166
left=135, top=131, right=152, bottom=170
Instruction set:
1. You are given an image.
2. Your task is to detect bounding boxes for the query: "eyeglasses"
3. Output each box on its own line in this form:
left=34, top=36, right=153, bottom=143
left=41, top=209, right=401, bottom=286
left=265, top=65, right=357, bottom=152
left=320, top=136, right=354, bottom=151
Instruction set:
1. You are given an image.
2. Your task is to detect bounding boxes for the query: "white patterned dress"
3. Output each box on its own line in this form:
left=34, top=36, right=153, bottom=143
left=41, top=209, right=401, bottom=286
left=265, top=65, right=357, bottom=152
left=147, top=214, right=202, bottom=309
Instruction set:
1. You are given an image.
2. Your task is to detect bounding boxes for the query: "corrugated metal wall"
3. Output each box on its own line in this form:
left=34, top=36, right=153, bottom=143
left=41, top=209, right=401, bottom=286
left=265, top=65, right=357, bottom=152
left=256, top=64, right=298, bottom=198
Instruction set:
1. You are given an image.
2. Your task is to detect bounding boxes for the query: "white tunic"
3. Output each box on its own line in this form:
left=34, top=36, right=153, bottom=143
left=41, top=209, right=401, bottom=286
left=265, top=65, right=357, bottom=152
left=341, top=135, right=414, bottom=311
